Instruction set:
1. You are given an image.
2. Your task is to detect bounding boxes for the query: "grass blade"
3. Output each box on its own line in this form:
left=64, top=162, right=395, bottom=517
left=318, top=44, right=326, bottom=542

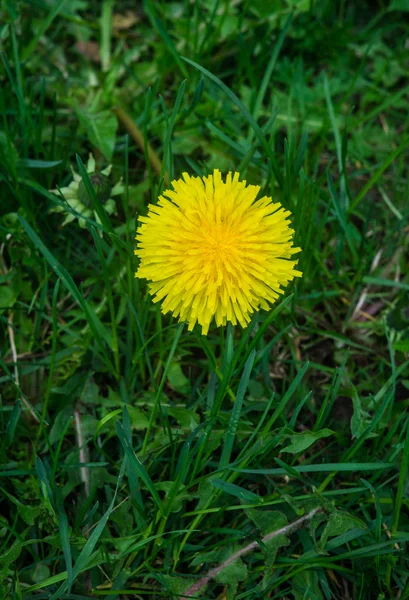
left=116, top=419, right=164, bottom=516
left=349, top=135, right=409, bottom=212
left=234, top=462, right=394, bottom=475
left=182, top=56, right=284, bottom=189
left=18, top=215, right=114, bottom=371
left=141, top=323, right=184, bottom=454
left=219, top=349, right=256, bottom=469
left=248, top=13, right=292, bottom=143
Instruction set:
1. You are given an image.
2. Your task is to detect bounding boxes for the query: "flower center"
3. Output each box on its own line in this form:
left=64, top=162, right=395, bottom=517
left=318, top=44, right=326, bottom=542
left=197, top=222, right=241, bottom=283
left=206, top=224, right=235, bottom=255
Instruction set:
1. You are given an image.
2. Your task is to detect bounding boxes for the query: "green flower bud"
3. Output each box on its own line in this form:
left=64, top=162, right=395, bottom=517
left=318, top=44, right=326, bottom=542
left=78, top=172, right=112, bottom=207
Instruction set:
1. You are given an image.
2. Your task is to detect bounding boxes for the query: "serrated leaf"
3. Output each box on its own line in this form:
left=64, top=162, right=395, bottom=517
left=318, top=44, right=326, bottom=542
left=320, top=509, right=366, bottom=549
left=161, top=574, right=194, bottom=595
left=306, top=509, right=328, bottom=550
left=246, top=508, right=290, bottom=585
left=246, top=508, right=286, bottom=533
left=350, top=395, right=377, bottom=440
left=18, top=501, right=42, bottom=526
left=76, top=108, right=117, bottom=161
left=281, top=428, right=334, bottom=454
left=0, top=539, right=23, bottom=580
left=190, top=545, right=246, bottom=598
left=350, top=395, right=365, bottom=439
left=215, top=556, right=247, bottom=585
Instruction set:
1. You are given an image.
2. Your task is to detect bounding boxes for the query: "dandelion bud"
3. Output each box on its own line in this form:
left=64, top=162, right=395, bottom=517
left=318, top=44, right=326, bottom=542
left=78, top=173, right=112, bottom=207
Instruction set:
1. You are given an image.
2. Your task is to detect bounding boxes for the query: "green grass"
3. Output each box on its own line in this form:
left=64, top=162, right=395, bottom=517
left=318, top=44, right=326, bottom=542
left=1, top=1, right=409, bottom=598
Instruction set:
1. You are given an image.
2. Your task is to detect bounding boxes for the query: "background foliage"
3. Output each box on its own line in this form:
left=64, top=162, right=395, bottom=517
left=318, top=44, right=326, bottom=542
left=1, top=0, right=409, bottom=598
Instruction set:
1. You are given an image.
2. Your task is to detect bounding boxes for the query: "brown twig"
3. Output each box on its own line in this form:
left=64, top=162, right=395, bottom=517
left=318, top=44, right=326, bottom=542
left=350, top=248, right=383, bottom=322
left=114, top=105, right=167, bottom=184
left=182, top=506, right=322, bottom=598
left=7, top=313, right=19, bottom=387
left=74, top=408, right=90, bottom=497
left=1, top=237, right=40, bottom=423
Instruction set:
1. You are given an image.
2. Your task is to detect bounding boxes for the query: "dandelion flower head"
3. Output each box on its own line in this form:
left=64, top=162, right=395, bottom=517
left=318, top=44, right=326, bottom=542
left=135, top=169, right=302, bottom=335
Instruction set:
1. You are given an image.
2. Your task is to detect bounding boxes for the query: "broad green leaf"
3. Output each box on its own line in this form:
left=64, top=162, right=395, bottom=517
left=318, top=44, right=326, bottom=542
left=0, top=284, right=17, bottom=313
left=5, top=492, right=41, bottom=526
left=168, top=406, right=199, bottom=431
left=281, top=428, right=334, bottom=454
left=350, top=395, right=365, bottom=439
left=320, top=509, right=366, bottom=549
left=161, top=575, right=195, bottom=595
left=246, top=508, right=288, bottom=535
left=28, top=563, right=51, bottom=583
left=191, top=544, right=248, bottom=598
left=215, top=551, right=247, bottom=600
left=217, top=558, right=247, bottom=585
left=246, top=508, right=290, bottom=585
left=350, top=395, right=376, bottom=440
left=167, top=361, right=190, bottom=394
left=128, top=407, right=149, bottom=430
left=76, top=108, right=118, bottom=161
left=395, top=340, right=409, bottom=353
left=0, top=539, right=23, bottom=580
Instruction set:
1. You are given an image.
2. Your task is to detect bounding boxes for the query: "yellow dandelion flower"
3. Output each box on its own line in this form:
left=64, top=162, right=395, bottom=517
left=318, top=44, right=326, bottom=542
left=135, top=169, right=302, bottom=335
